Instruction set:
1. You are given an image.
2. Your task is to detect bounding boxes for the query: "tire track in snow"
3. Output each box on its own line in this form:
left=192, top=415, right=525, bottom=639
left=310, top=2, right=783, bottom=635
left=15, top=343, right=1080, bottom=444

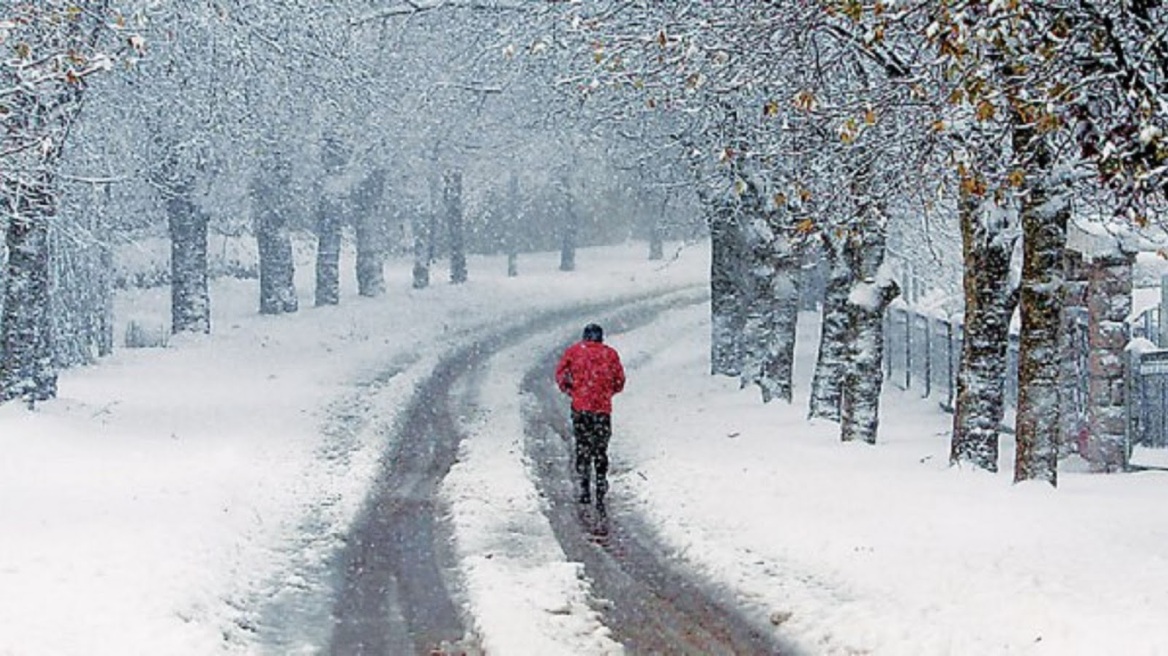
left=323, top=287, right=705, bottom=654
left=521, top=295, right=787, bottom=655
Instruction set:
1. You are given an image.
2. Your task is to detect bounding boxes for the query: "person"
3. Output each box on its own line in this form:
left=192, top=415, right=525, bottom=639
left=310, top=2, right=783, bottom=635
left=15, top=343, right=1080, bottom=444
left=555, top=323, right=626, bottom=514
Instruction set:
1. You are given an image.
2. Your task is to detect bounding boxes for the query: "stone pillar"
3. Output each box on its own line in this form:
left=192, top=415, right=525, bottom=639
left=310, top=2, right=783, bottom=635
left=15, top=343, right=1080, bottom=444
left=1160, top=274, right=1168, bottom=347
left=1084, top=252, right=1135, bottom=472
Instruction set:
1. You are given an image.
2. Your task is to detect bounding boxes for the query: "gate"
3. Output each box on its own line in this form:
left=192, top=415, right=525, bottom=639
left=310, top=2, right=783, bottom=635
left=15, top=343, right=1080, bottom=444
left=1131, top=349, right=1168, bottom=450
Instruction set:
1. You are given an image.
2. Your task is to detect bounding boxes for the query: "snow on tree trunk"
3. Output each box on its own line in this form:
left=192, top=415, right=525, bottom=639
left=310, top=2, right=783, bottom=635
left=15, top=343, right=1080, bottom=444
left=951, top=192, right=1017, bottom=471
left=1083, top=253, right=1134, bottom=472
left=506, top=174, right=521, bottom=277
left=709, top=201, right=744, bottom=377
left=738, top=187, right=801, bottom=403
left=314, top=195, right=344, bottom=306
left=559, top=179, right=577, bottom=273
left=648, top=206, right=665, bottom=261
left=809, top=231, right=852, bottom=421
left=0, top=2, right=114, bottom=404
left=840, top=278, right=900, bottom=443
left=1, top=175, right=56, bottom=404
left=412, top=211, right=432, bottom=290
left=96, top=243, right=115, bottom=357
left=839, top=211, right=899, bottom=444
left=353, top=169, right=387, bottom=297
left=49, top=220, right=113, bottom=366
left=1013, top=167, right=1069, bottom=486
left=253, top=162, right=298, bottom=315
left=167, top=178, right=211, bottom=335
left=444, top=170, right=467, bottom=284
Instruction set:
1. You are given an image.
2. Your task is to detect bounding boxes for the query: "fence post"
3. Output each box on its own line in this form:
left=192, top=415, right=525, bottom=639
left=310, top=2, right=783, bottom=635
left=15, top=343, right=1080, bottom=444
left=884, top=309, right=892, bottom=380
left=1160, top=274, right=1168, bottom=347
left=904, top=309, right=912, bottom=390
left=947, top=319, right=956, bottom=410
left=923, top=315, right=932, bottom=398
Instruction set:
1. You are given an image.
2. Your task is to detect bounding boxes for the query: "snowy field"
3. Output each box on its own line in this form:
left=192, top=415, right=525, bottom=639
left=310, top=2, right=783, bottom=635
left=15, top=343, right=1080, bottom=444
left=3, top=241, right=1168, bottom=655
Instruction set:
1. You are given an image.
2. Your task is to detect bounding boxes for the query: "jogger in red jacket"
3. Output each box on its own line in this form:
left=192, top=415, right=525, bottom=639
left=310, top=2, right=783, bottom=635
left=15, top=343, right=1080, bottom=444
left=555, top=323, right=625, bottom=513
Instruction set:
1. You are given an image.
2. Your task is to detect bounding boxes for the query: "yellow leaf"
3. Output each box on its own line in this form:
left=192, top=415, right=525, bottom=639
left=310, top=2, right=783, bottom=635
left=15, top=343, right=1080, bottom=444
left=932, top=120, right=946, bottom=133
left=763, top=100, right=779, bottom=117
left=976, top=100, right=995, bottom=121
left=864, top=108, right=877, bottom=125
left=843, top=0, right=863, bottom=21
left=1007, top=169, right=1026, bottom=187
left=795, top=218, right=816, bottom=234
left=793, top=90, right=816, bottom=111
left=774, top=192, right=788, bottom=206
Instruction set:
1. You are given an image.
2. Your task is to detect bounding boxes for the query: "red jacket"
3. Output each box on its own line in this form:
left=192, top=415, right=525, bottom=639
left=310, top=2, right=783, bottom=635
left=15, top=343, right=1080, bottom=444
left=555, top=340, right=625, bottom=414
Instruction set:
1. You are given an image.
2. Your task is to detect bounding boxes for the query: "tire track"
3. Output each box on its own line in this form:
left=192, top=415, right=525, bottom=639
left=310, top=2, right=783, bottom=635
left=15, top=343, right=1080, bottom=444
left=521, top=299, right=787, bottom=655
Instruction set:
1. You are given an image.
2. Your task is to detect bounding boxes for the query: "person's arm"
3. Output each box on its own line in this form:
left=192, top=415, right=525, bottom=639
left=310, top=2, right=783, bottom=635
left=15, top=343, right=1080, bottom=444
left=555, top=349, right=573, bottom=394
left=611, top=350, right=625, bottom=394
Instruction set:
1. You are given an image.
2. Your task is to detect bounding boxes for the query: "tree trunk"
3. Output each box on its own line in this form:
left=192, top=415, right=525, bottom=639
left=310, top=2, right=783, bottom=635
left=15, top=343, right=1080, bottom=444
left=412, top=210, right=431, bottom=290
left=648, top=195, right=665, bottom=261
left=253, top=161, right=298, bottom=315
left=709, top=200, right=744, bottom=377
left=809, top=231, right=852, bottom=421
left=96, top=243, right=115, bottom=357
left=838, top=207, right=899, bottom=444
left=49, top=223, right=100, bottom=367
left=168, top=196, right=210, bottom=334
left=506, top=174, right=521, bottom=277
left=1013, top=146, right=1069, bottom=486
left=1, top=175, right=56, bottom=403
left=840, top=278, right=900, bottom=443
left=444, top=170, right=467, bottom=284
left=315, top=196, right=344, bottom=306
left=951, top=191, right=1017, bottom=471
left=559, top=184, right=577, bottom=273
left=354, top=169, right=387, bottom=297
left=739, top=194, right=801, bottom=403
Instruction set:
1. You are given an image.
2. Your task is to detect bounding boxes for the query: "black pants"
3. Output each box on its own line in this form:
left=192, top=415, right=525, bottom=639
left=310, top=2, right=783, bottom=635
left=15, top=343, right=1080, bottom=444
left=572, top=410, right=611, bottom=499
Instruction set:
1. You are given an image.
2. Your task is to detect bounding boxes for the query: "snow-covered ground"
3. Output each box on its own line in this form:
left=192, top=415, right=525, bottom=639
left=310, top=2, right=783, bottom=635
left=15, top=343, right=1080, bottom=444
left=3, top=241, right=1168, bottom=655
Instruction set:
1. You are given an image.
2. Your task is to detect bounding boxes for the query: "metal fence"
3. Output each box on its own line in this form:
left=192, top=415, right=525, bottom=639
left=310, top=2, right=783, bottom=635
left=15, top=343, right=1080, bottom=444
left=881, top=306, right=1020, bottom=410
left=885, top=303, right=1168, bottom=454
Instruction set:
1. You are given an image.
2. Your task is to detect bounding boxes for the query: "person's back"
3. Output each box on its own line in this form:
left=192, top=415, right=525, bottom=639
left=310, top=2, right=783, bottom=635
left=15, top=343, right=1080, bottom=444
left=555, top=323, right=625, bottom=514
left=556, top=339, right=624, bottom=414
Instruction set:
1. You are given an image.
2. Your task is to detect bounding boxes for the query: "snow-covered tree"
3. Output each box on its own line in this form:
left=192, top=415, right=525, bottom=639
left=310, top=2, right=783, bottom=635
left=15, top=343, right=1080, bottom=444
left=1, top=1, right=142, bottom=403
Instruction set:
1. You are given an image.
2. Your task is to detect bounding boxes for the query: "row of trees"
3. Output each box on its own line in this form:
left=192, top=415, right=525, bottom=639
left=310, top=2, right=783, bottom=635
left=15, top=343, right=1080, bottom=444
left=526, top=0, right=1168, bottom=485
left=0, top=2, right=697, bottom=405
left=6, top=2, right=1166, bottom=488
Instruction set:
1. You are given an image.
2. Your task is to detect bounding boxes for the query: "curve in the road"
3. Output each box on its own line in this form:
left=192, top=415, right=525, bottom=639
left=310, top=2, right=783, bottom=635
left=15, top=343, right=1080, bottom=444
left=324, top=289, right=702, bottom=654
left=263, top=285, right=769, bottom=655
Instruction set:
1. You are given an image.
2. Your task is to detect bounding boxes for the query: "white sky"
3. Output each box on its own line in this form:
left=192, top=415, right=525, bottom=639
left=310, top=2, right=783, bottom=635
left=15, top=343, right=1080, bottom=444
left=2, top=240, right=1168, bottom=655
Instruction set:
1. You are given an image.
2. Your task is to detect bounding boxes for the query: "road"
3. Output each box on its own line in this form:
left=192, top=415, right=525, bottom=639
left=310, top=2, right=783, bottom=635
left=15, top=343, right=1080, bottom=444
left=263, top=290, right=784, bottom=654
